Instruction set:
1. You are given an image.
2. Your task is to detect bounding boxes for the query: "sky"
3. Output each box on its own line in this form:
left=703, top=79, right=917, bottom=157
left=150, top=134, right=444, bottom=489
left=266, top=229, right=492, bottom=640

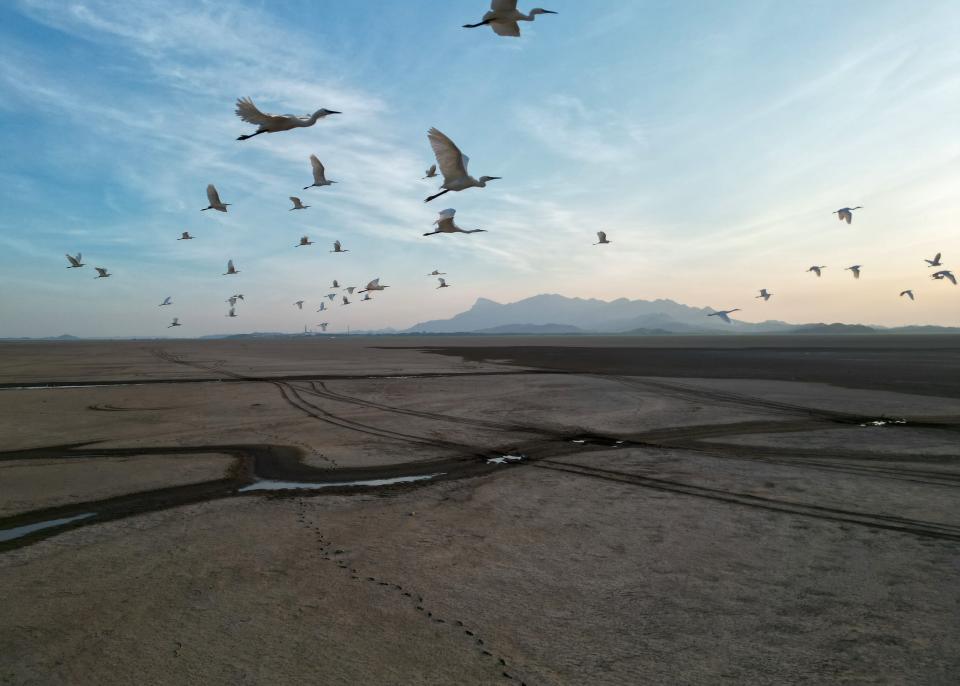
left=0, top=0, right=957, bottom=337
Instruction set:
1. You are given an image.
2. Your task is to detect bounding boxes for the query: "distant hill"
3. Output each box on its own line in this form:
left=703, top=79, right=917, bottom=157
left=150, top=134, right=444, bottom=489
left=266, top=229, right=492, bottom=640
left=472, top=323, right=585, bottom=334
left=788, top=323, right=877, bottom=334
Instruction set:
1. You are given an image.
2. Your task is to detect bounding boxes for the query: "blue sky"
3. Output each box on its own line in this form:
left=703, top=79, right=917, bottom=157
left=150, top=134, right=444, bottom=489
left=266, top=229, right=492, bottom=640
left=0, top=0, right=957, bottom=337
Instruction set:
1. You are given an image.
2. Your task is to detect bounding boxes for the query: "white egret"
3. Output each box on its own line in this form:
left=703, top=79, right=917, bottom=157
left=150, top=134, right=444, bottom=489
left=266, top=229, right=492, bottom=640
left=159, top=296, right=173, bottom=307
left=594, top=231, right=610, bottom=245
left=316, top=302, right=327, bottom=312
left=845, top=265, right=862, bottom=279
left=202, top=184, right=230, bottom=212
left=318, top=322, right=329, bottom=332
left=304, top=154, right=336, bottom=190
left=168, top=317, right=181, bottom=328
left=296, top=235, right=314, bottom=247
left=437, top=278, right=451, bottom=289
left=925, top=252, right=942, bottom=267
left=708, top=309, right=740, bottom=323
left=331, top=240, right=349, bottom=253
left=331, top=279, right=340, bottom=288
left=463, top=1, right=557, bottom=37
left=756, top=289, right=772, bottom=301
left=807, top=265, right=826, bottom=277
left=94, top=267, right=111, bottom=279
left=932, top=270, right=957, bottom=285
left=344, top=286, right=356, bottom=295
left=235, top=97, right=339, bottom=141
left=427, top=269, right=446, bottom=276
left=424, top=128, right=500, bottom=203
left=178, top=231, right=194, bottom=240
left=833, top=206, right=862, bottom=224
left=360, top=278, right=389, bottom=293
left=294, top=300, right=304, bottom=310
left=423, top=164, right=437, bottom=179
left=899, top=290, right=915, bottom=301
left=65, top=253, right=84, bottom=268
left=289, top=197, right=310, bottom=211
left=224, top=259, right=240, bottom=275
left=423, top=208, right=486, bottom=236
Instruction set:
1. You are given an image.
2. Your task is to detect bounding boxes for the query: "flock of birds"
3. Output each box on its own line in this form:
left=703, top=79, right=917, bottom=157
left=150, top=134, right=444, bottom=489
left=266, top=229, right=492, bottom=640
left=60, top=2, right=954, bottom=333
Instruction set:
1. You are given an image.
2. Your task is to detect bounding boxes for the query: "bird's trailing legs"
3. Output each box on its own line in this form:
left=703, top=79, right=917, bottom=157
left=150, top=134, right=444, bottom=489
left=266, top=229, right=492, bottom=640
left=424, top=188, right=451, bottom=203
left=237, top=130, right=267, bottom=141
left=463, top=19, right=492, bottom=28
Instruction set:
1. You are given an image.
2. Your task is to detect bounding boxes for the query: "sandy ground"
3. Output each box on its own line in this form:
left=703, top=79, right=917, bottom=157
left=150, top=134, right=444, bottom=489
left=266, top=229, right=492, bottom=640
left=1, top=336, right=959, bottom=684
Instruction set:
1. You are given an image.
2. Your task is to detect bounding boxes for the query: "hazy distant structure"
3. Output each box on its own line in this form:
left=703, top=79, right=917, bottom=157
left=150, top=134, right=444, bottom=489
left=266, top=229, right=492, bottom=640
left=424, top=208, right=486, bottom=236
left=331, top=240, right=349, bottom=253
left=925, top=252, right=942, bottom=267
left=223, top=259, right=240, bottom=275
left=899, top=290, right=915, bottom=301
left=296, top=235, right=314, bottom=247
left=594, top=231, right=610, bottom=245
left=932, top=270, right=957, bottom=285
left=168, top=317, right=181, bottom=328
left=807, top=265, right=826, bottom=277
left=65, top=253, right=84, bottom=268
left=159, top=296, right=172, bottom=307
left=304, top=155, right=336, bottom=190
left=177, top=231, right=194, bottom=240
left=463, top=1, right=557, bottom=37
left=756, top=289, right=772, bottom=301
left=360, top=278, right=388, bottom=293
left=94, top=267, right=111, bottom=279
left=289, top=197, right=309, bottom=211
left=294, top=300, right=304, bottom=310
left=424, top=128, right=500, bottom=203
left=202, top=184, right=230, bottom=212
left=235, top=97, right=339, bottom=141
left=708, top=309, right=740, bottom=323
left=423, top=164, right=437, bottom=179
left=845, top=265, right=862, bottom=279
left=833, top=206, right=862, bottom=224
left=437, top=278, right=451, bottom=289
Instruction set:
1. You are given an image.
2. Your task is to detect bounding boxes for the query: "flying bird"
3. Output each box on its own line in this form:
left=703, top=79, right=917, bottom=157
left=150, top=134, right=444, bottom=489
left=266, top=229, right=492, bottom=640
left=344, top=286, right=356, bottom=295
left=424, top=208, right=486, bottom=236
left=226, top=307, right=238, bottom=318
left=226, top=294, right=244, bottom=306
left=304, top=154, right=336, bottom=190
left=159, top=296, right=172, bottom=307
left=318, top=322, right=328, bottom=332
left=424, top=128, right=500, bottom=202
left=594, top=231, right=610, bottom=245
left=833, top=206, right=862, bottom=224
left=331, top=280, right=340, bottom=289
left=463, top=1, right=558, bottom=37
left=925, top=252, right=942, bottom=267
left=362, top=293, right=373, bottom=302
left=232, top=294, right=245, bottom=301
left=294, top=300, right=304, bottom=310
left=427, top=270, right=446, bottom=276
left=94, top=267, right=111, bottom=279
left=326, top=293, right=337, bottom=301
left=845, top=265, right=862, bottom=279
left=807, top=265, right=826, bottom=277
left=360, top=278, right=389, bottom=293
left=708, top=309, right=740, bottom=324
left=296, top=235, right=314, bottom=247
left=235, top=97, right=339, bottom=141
left=65, top=253, right=84, bottom=268
left=342, top=296, right=351, bottom=306
left=289, top=197, right=310, bottom=211
left=932, top=270, right=957, bottom=285
left=899, top=290, right=915, bottom=301
left=168, top=318, right=181, bottom=328
left=437, top=278, right=451, bottom=289
left=330, top=240, right=349, bottom=253
left=177, top=231, right=194, bottom=240
left=756, top=289, right=772, bottom=301
left=202, top=184, right=230, bottom=212
left=316, top=302, right=327, bottom=312
left=223, top=259, right=240, bottom=275
left=423, top=164, right=437, bottom=179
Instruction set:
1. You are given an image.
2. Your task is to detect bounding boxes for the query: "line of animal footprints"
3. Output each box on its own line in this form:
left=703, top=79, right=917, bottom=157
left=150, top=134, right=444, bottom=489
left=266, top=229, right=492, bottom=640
left=294, top=499, right=526, bottom=684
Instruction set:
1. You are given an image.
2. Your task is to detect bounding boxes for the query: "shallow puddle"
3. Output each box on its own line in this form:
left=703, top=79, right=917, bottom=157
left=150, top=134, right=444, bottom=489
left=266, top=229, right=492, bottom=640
left=0, top=513, right=96, bottom=542
left=238, top=473, right=443, bottom=492
left=486, top=454, right=525, bottom=465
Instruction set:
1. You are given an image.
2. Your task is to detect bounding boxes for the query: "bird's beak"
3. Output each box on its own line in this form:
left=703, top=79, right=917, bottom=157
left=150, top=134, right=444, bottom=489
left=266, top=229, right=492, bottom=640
left=326, top=110, right=342, bottom=115
left=488, top=176, right=502, bottom=180
left=542, top=10, right=558, bottom=13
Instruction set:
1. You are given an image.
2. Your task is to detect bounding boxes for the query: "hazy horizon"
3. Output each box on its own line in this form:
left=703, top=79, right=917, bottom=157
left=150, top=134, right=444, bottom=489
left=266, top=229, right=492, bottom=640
left=1, top=0, right=958, bottom=338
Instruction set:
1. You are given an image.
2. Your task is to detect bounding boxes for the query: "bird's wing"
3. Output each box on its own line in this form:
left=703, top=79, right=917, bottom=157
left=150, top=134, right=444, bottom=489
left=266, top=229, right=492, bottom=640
left=227, top=259, right=234, bottom=271
left=428, top=128, right=468, bottom=180
left=437, top=208, right=457, bottom=220
left=66, top=254, right=79, bottom=266
left=718, top=312, right=731, bottom=322
left=426, top=164, right=436, bottom=176
left=235, top=97, right=282, bottom=126
left=491, top=21, right=521, bottom=36
left=367, top=279, right=379, bottom=289
left=310, top=154, right=326, bottom=183
left=207, top=184, right=221, bottom=206
left=491, top=0, right=518, bottom=11
left=947, top=273, right=958, bottom=285
left=934, top=252, right=941, bottom=262
left=597, top=231, right=606, bottom=241
left=334, top=240, right=341, bottom=250
left=290, top=196, right=301, bottom=206
left=438, top=278, right=446, bottom=286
